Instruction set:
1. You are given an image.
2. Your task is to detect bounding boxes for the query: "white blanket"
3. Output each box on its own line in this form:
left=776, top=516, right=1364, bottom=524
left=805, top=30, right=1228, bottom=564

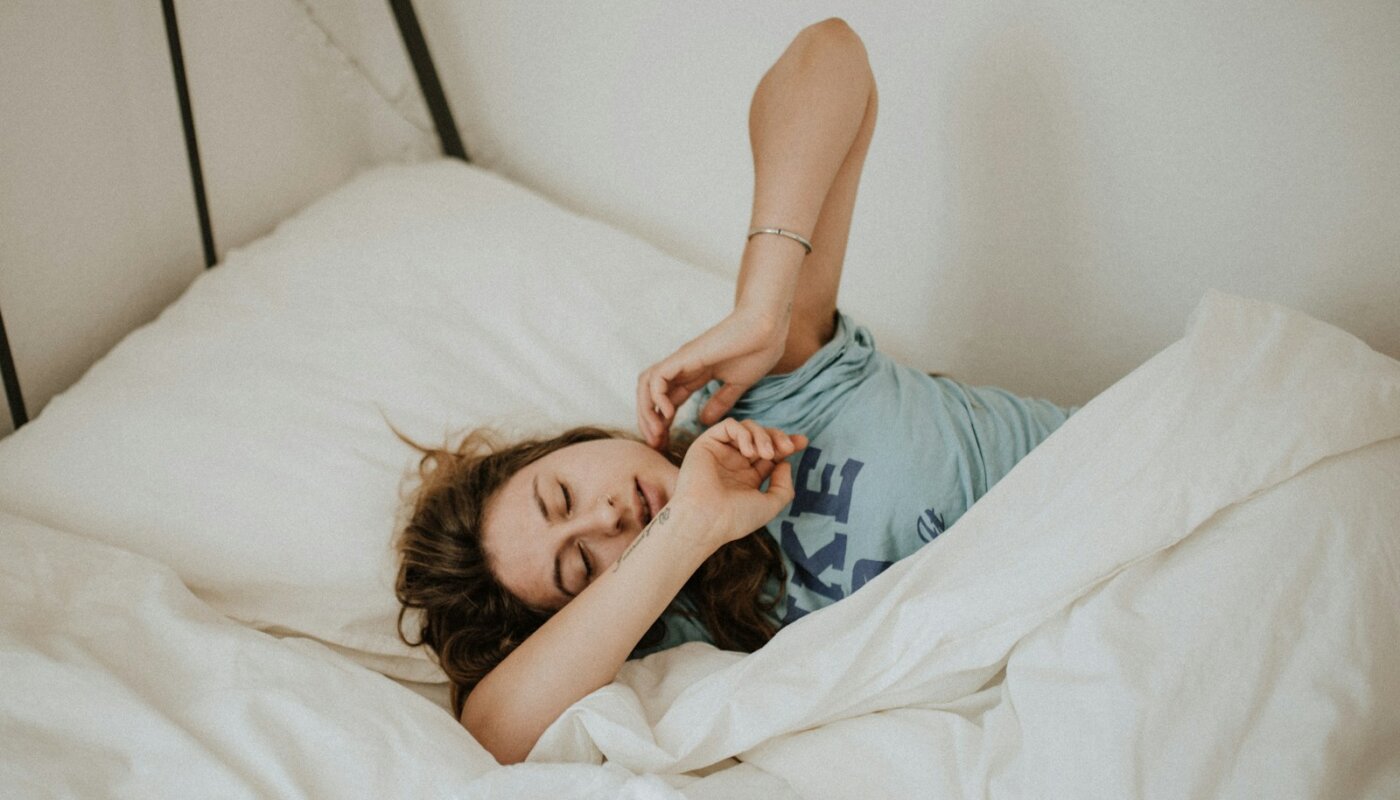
left=0, top=513, right=777, bottom=798
left=531, top=291, right=1400, bottom=797
left=3, top=292, right=1397, bottom=799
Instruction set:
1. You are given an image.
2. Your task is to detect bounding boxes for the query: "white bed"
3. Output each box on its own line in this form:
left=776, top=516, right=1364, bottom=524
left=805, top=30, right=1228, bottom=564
left=1, top=160, right=1397, bottom=799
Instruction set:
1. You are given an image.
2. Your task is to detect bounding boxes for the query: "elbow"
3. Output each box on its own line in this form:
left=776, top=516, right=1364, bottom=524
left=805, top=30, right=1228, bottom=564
left=461, top=694, right=535, bottom=766
left=797, top=18, right=867, bottom=62
left=804, top=17, right=859, bottom=43
left=790, top=18, right=873, bottom=87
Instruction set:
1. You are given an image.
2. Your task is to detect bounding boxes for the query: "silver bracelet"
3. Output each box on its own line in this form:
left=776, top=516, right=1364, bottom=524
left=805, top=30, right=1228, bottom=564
left=747, top=226, right=813, bottom=255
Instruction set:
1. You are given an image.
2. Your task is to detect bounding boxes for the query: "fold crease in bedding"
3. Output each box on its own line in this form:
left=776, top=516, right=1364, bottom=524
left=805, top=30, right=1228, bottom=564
left=530, top=291, right=1400, bottom=799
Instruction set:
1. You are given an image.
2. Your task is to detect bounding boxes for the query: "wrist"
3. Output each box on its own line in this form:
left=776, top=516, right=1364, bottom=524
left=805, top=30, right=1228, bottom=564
left=727, top=302, right=789, bottom=347
left=655, top=494, right=730, bottom=559
left=734, top=234, right=804, bottom=318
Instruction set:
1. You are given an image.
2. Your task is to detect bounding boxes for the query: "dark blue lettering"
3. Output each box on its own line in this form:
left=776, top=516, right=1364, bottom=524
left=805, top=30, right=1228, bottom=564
left=916, top=507, right=946, bottom=543
left=781, top=596, right=811, bottom=625
left=789, top=447, right=864, bottom=523
left=780, top=521, right=847, bottom=601
left=851, top=559, right=893, bottom=592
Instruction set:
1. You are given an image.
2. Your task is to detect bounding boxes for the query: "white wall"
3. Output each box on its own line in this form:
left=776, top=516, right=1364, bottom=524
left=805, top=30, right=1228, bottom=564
left=0, top=1, right=202, bottom=437
left=4, top=1, right=1397, bottom=439
left=0, top=0, right=436, bottom=436
left=424, top=1, right=1400, bottom=405
left=176, top=0, right=436, bottom=254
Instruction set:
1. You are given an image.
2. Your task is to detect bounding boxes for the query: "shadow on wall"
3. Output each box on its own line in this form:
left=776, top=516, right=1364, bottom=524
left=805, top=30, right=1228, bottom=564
left=944, top=23, right=1100, bottom=404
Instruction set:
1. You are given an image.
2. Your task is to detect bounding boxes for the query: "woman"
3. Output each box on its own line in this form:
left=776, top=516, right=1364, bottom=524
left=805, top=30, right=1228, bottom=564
left=394, top=19, right=1073, bottom=765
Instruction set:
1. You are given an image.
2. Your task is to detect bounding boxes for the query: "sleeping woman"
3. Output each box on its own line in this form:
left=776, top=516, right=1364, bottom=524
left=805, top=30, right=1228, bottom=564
left=393, top=18, right=1073, bottom=764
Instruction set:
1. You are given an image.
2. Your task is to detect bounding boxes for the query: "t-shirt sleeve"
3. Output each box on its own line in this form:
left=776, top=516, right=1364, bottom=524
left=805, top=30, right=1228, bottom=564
left=629, top=594, right=715, bottom=659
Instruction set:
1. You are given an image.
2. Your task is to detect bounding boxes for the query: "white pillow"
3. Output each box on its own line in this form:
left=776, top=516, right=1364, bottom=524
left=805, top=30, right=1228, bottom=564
left=0, top=160, right=731, bottom=680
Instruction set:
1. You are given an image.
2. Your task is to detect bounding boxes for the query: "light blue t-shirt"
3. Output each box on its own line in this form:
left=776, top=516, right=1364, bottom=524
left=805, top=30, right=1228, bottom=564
left=634, top=311, right=1074, bottom=655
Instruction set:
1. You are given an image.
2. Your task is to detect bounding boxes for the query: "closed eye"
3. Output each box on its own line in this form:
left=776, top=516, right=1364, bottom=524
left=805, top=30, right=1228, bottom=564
left=577, top=540, right=592, bottom=581
left=560, top=481, right=572, bottom=515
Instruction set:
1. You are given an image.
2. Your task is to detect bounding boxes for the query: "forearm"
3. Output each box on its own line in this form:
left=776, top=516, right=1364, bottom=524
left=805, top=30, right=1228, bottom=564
left=461, top=501, right=715, bottom=764
left=735, top=19, right=875, bottom=319
left=633, top=21, right=875, bottom=439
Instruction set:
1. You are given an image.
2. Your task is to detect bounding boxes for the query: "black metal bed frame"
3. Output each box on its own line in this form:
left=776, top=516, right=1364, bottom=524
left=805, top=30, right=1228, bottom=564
left=0, top=0, right=467, bottom=431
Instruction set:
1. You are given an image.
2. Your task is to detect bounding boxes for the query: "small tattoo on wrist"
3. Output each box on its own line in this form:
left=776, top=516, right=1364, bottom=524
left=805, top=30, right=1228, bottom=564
left=613, top=507, right=670, bottom=571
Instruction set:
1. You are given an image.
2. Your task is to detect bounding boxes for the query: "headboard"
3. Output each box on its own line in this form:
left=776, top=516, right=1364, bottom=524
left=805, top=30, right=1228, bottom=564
left=0, top=0, right=463, bottom=432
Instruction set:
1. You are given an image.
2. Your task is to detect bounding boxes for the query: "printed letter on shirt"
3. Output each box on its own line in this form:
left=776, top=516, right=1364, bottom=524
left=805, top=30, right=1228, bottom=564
left=789, top=447, right=865, bottom=523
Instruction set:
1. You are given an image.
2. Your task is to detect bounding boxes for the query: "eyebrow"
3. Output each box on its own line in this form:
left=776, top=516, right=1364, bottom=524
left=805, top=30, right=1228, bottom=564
left=534, top=474, right=576, bottom=601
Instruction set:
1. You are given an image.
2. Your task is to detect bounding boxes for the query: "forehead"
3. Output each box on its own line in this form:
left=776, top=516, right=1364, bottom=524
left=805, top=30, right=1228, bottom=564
left=480, top=452, right=563, bottom=605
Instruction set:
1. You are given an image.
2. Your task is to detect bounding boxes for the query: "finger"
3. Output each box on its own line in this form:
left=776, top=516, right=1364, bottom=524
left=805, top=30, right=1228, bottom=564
left=658, top=355, right=705, bottom=388
left=753, top=456, right=777, bottom=482
left=678, top=373, right=711, bottom=394
left=649, top=372, right=677, bottom=422
left=765, top=461, right=796, bottom=505
left=711, top=418, right=756, bottom=459
left=636, top=370, right=660, bottom=446
left=651, top=409, right=670, bottom=451
left=699, top=382, right=748, bottom=426
left=730, top=420, right=757, bottom=459
left=769, top=428, right=794, bottom=455
left=666, top=380, right=701, bottom=416
left=740, top=419, right=775, bottom=460
left=666, top=384, right=691, bottom=408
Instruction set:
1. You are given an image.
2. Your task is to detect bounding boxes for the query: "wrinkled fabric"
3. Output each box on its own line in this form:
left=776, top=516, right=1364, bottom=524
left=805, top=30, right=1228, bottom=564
left=533, top=292, right=1400, bottom=799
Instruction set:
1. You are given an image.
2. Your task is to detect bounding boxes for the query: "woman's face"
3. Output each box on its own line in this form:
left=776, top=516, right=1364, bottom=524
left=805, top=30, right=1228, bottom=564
left=481, top=438, right=680, bottom=611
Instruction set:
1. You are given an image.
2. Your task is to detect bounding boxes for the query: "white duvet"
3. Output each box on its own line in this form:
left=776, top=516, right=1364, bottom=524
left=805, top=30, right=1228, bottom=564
left=4, top=289, right=1398, bottom=798
left=528, top=291, right=1400, bottom=797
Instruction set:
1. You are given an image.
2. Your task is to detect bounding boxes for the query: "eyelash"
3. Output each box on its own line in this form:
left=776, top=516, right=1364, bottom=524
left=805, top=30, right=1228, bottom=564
left=560, top=482, right=572, bottom=515
left=578, top=541, right=593, bottom=580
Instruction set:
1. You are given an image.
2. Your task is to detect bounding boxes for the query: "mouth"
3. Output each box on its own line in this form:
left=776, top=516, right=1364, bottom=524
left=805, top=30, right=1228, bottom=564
left=634, top=478, right=655, bottom=526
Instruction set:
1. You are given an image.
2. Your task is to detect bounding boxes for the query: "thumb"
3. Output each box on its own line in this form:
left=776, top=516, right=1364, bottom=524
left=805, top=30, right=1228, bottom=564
left=699, top=382, right=748, bottom=425
left=764, top=461, right=796, bottom=507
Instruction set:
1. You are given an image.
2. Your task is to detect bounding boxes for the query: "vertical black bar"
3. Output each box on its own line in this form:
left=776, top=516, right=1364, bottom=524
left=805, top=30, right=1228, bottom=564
left=0, top=302, right=27, bottom=430
left=161, top=0, right=218, bottom=269
left=388, top=0, right=468, bottom=161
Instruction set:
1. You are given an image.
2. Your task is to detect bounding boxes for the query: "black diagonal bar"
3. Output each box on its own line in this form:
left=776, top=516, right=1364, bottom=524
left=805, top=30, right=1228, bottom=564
left=0, top=302, right=27, bottom=430
left=388, top=0, right=468, bottom=161
left=161, top=0, right=217, bottom=269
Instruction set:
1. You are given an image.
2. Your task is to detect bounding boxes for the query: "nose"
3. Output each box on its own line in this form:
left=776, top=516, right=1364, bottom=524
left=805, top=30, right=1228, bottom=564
left=568, top=493, right=625, bottom=538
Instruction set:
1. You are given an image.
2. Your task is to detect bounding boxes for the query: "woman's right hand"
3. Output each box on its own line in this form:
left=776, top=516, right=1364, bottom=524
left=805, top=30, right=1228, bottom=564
left=636, top=306, right=789, bottom=450
left=669, top=418, right=807, bottom=547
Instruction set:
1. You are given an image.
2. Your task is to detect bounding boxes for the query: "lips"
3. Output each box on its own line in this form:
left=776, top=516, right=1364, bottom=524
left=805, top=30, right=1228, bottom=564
left=634, top=478, right=655, bottom=525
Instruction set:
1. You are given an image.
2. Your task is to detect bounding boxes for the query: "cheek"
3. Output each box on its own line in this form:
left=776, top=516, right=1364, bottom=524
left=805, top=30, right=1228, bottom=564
left=596, top=530, right=638, bottom=569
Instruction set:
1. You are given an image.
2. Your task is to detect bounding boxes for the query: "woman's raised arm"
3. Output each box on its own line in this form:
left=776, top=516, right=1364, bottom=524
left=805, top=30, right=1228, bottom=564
left=638, top=19, right=877, bottom=448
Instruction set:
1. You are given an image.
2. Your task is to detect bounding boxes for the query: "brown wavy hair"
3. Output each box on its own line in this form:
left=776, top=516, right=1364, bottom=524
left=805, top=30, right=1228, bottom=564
left=392, top=425, right=786, bottom=716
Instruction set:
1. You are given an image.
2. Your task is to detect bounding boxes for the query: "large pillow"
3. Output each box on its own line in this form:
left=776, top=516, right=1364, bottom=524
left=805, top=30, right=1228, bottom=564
left=0, top=159, right=731, bottom=680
